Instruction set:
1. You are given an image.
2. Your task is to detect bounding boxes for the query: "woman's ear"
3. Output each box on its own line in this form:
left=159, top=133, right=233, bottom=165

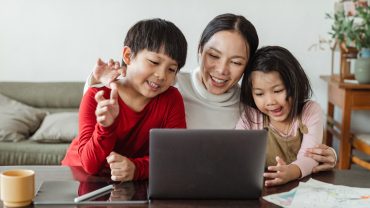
left=122, top=46, right=132, bottom=65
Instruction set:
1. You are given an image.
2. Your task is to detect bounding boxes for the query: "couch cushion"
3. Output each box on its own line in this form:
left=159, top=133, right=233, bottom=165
left=0, top=93, right=48, bottom=142
left=31, top=112, right=79, bottom=143
left=0, top=140, right=70, bottom=165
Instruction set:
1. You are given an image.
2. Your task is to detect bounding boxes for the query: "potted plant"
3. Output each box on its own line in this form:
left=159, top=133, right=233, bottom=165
left=327, top=0, right=370, bottom=83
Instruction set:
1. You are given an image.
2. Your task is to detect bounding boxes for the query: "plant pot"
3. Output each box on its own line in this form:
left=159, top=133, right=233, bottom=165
left=354, top=57, right=370, bottom=84
left=359, top=48, right=370, bottom=58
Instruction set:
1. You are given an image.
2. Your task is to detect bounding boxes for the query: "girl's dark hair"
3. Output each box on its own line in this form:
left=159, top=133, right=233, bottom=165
left=123, top=18, right=187, bottom=70
left=198, top=13, right=259, bottom=61
left=240, top=46, right=313, bottom=124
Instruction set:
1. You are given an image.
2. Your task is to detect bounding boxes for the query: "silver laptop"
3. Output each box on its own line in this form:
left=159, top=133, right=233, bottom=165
left=149, top=129, right=267, bottom=199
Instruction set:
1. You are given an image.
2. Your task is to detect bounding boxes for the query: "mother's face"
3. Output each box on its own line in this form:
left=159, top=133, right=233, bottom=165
left=199, top=31, right=249, bottom=95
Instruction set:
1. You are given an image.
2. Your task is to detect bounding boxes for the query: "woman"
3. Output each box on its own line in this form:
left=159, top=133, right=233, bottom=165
left=86, top=13, right=336, bottom=172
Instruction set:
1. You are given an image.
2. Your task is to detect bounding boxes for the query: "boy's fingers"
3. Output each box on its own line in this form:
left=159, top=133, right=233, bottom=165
left=108, top=59, right=114, bottom=66
left=95, top=90, right=105, bottom=102
left=110, top=82, right=118, bottom=103
left=120, top=66, right=127, bottom=77
left=97, top=58, right=105, bottom=66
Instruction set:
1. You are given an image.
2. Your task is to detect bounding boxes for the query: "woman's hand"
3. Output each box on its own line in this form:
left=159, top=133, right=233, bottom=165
left=263, top=156, right=301, bottom=187
left=305, top=144, right=336, bottom=173
left=92, top=58, right=126, bottom=87
left=106, top=152, right=136, bottom=182
left=95, top=82, right=119, bottom=127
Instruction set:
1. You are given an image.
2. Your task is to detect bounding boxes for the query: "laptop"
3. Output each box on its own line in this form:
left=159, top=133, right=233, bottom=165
left=149, top=129, right=267, bottom=199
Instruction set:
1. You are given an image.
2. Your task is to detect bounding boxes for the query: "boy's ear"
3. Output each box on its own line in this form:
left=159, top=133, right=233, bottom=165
left=122, top=46, right=132, bottom=65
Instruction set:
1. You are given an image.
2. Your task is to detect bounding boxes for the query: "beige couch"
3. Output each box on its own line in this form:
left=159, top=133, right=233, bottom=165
left=0, top=82, right=84, bottom=165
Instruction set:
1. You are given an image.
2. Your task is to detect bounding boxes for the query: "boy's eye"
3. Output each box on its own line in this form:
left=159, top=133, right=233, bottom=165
left=168, top=68, right=177, bottom=73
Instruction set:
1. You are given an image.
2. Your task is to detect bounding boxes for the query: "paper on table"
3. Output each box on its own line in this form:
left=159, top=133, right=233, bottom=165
left=290, top=179, right=370, bottom=208
left=263, top=179, right=370, bottom=208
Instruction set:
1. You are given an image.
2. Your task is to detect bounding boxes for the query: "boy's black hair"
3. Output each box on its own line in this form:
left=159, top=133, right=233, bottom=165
left=123, top=18, right=187, bottom=70
left=240, top=46, right=313, bottom=124
left=198, top=13, right=259, bottom=61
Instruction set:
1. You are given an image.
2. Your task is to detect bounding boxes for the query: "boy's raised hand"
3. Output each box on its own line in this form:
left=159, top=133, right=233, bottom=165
left=95, top=82, right=119, bottom=127
left=263, top=156, right=301, bottom=187
left=92, top=58, right=126, bottom=87
left=106, top=151, right=136, bottom=182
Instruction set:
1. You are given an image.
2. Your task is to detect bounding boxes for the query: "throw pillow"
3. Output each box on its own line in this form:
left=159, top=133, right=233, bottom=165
left=30, top=112, right=78, bottom=143
left=0, top=93, right=48, bottom=142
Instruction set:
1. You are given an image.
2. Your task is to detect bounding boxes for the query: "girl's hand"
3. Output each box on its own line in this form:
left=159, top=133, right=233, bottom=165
left=95, top=82, right=119, bottom=127
left=106, top=152, right=136, bottom=182
left=263, top=156, right=301, bottom=187
left=305, top=144, right=336, bottom=173
left=92, top=58, right=126, bottom=87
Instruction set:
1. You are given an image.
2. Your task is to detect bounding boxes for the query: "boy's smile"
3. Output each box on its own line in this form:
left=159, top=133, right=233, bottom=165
left=119, top=48, right=178, bottom=111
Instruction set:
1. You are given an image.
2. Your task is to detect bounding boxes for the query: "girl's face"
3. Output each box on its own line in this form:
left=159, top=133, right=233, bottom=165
left=199, top=31, right=249, bottom=95
left=251, top=71, right=292, bottom=125
left=124, top=47, right=178, bottom=100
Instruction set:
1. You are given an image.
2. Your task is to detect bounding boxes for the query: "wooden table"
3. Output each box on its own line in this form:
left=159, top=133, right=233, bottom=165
left=320, top=75, right=370, bottom=169
left=1, top=166, right=370, bottom=208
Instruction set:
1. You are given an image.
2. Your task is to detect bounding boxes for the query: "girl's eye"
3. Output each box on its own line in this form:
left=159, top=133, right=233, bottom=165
left=148, top=59, right=159, bottom=65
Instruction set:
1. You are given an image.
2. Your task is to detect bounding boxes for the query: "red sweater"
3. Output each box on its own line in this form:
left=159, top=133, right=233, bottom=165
left=62, top=86, right=186, bottom=180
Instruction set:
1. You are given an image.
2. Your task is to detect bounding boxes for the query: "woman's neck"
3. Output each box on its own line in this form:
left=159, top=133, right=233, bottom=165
left=117, top=80, right=151, bottom=112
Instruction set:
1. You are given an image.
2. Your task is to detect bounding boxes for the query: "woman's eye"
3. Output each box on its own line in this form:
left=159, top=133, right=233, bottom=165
left=254, top=93, right=263, bottom=97
left=231, top=61, right=242, bottom=66
left=208, top=53, right=219, bottom=59
left=274, top=89, right=283, bottom=94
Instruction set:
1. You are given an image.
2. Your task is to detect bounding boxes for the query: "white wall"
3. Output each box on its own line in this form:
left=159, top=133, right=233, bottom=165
left=1, top=0, right=369, bottom=133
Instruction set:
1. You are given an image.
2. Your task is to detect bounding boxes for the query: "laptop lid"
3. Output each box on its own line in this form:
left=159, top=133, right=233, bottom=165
left=149, top=129, right=267, bottom=199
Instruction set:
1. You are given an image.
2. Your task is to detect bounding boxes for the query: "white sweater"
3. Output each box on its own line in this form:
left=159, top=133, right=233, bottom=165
left=176, top=68, right=241, bottom=129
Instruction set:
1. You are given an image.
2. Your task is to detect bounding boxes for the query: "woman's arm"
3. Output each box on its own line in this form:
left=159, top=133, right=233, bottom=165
left=305, top=144, right=337, bottom=172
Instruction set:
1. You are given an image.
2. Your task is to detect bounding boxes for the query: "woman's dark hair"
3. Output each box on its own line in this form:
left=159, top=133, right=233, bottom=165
left=198, top=13, right=259, bottom=61
left=240, top=46, right=313, bottom=124
left=123, top=18, right=187, bottom=70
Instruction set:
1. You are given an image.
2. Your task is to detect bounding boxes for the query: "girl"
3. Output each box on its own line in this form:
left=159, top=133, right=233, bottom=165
left=237, top=46, right=324, bottom=186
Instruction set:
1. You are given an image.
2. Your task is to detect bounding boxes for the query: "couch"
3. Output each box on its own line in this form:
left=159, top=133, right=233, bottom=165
left=0, top=82, right=84, bottom=165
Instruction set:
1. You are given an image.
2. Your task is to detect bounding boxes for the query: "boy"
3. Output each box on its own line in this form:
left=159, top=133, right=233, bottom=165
left=62, top=18, right=188, bottom=182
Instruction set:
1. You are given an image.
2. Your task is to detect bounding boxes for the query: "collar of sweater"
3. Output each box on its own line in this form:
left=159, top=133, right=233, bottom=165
left=191, top=67, right=240, bottom=107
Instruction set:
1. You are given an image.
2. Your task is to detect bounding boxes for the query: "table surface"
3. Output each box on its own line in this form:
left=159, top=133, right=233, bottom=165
left=1, top=166, right=370, bottom=208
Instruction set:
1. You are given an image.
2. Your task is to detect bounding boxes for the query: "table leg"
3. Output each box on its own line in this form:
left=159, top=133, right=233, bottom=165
left=338, top=93, right=352, bottom=169
left=326, top=102, right=334, bottom=146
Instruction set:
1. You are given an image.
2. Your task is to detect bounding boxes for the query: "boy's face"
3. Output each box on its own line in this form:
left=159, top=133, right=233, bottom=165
left=124, top=48, right=178, bottom=99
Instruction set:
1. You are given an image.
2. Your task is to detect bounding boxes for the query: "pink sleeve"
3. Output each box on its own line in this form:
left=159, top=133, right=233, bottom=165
left=235, top=108, right=263, bottom=130
left=291, top=101, right=324, bottom=178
